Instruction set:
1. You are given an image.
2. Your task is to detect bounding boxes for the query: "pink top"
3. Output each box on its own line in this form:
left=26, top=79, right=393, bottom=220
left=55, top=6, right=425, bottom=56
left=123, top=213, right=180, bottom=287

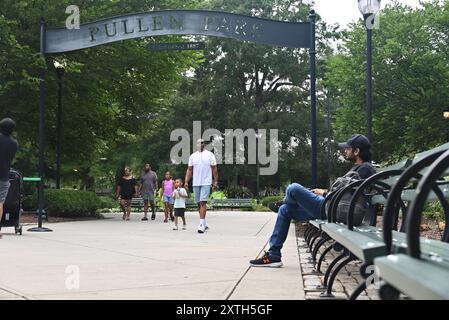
left=163, top=179, right=174, bottom=196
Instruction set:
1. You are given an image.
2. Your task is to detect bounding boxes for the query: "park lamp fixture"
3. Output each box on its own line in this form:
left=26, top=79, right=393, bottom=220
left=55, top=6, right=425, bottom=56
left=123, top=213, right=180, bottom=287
left=358, top=0, right=381, bottom=19
left=53, top=60, right=66, bottom=78
left=443, top=112, right=449, bottom=120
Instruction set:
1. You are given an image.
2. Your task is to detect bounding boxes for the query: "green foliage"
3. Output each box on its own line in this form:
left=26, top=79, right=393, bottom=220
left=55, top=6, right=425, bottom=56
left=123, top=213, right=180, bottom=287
left=98, top=196, right=119, bottom=210
left=0, top=0, right=203, bottom=188
left=261, top=195, right=284, bottom=207
left=423, top=201, right=445, bottom=222
left=223, top=185, right=253, bottom=199
left=23, top=189, right=102, bottom=218
left=209, top=191, right=227, bottom=200
left=249, top=204, right=270, bottom=212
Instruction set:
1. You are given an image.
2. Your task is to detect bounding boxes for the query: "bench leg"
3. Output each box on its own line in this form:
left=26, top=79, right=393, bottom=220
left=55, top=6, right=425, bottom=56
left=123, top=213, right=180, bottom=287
left=312, top=235, right=331, bottom=263
left=305, top=227, right=318, bottom=246
left=308, top=231, right=322, bottom=252
left=320, top=252, right=356, bottom=298
left=378, top=283, right=400, bottom=300
left=349, top=282, right=367, bottom=300
left=318, top=244, right=346, bottom=289
left=304, top=225, right=314, bottom=241
left=316, top=241, right=335, bottom=274
left=348, top=262, right=369, bottom=300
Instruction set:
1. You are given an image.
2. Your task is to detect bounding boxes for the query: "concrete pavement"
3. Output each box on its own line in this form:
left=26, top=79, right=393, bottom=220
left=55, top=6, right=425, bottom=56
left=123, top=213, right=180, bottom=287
left=0, top=211, right=304, bottom=300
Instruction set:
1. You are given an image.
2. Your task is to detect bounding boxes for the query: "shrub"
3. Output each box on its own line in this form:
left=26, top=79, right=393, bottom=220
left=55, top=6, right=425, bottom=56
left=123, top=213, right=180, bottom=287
left=209, top=191, right=227, bottom=200
left=98, top=196, right=119, bottom=209
left=23, top=189, right=102, bottom=218
left=223, top=185, right=253, bottom=199
left=261, top=195, right=284, bottom=207
left=423, top=201, right=445, bottom=222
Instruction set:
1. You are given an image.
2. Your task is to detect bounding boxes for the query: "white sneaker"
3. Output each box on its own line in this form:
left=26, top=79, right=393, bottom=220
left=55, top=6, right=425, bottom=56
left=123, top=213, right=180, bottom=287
left=204, top=223, right=209, bottom=231
left=197, top=224, right=206, bottom=234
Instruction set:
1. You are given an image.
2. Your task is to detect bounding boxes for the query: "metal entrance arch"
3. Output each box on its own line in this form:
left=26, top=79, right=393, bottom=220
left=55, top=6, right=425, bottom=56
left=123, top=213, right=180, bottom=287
left=34, top=9, right=318, bottom=231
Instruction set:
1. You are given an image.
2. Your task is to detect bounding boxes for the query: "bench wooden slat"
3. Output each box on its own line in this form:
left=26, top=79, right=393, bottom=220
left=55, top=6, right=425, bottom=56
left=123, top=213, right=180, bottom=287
left=321, top=223, right=387, bottom=263
left=374, top=254, right=449, bottom=300
left=356, top=228, right=449, bottom=262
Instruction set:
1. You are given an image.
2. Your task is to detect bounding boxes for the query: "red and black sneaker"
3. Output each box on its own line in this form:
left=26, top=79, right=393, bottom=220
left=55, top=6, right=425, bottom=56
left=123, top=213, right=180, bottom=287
left=250, top=252, right=283, bottom=268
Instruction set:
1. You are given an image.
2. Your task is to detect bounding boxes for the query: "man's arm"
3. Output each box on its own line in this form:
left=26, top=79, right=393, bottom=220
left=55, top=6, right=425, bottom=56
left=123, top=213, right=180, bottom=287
left=185, top=166, right=193, bottom=191
left=115, top=185, right=121, bottom=199
left=211, top=165, right=218, bottom=188
left=153, top=173, right=158, bottom=193
left=311, top=189, right=327, bottom=196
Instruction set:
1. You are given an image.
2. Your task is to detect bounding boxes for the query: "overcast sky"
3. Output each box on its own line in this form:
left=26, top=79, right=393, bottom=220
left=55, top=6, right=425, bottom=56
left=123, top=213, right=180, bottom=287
left=309, top=0, right=428, bottom=28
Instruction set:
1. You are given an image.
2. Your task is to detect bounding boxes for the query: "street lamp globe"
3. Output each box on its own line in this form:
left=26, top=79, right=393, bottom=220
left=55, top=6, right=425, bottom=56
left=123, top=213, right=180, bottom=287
left=53, top=60, right=66, bottom=77
left=358, top=0, right=381, bottom=18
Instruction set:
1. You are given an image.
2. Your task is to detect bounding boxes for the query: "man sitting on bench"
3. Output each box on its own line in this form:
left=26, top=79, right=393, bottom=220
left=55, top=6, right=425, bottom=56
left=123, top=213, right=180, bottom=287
left=250, top=134, right=376, bottom=267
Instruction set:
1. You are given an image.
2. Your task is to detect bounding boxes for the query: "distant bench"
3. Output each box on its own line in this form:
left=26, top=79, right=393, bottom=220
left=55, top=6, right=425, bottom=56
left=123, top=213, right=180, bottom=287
left=129, top=197, right=253, bottom=211
left=210, top=198, right=253, bottom=210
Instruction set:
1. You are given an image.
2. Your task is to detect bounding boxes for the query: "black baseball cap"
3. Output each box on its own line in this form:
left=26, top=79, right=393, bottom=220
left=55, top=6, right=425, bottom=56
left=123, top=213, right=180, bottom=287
left=338, top=134, right=371, bottom=151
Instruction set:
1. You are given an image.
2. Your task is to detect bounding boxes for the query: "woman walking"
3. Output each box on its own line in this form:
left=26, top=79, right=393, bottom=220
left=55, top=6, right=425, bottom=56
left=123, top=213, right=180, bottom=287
left=162, top=171, right=174, bottom=223
left=116, top=167, right=138, bottom=221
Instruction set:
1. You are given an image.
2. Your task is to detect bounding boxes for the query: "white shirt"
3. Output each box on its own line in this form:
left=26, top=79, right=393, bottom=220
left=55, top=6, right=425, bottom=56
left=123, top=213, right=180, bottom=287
left=173, top=187, right=188, bottom=208
left=188, top=150, right=217, bottom=186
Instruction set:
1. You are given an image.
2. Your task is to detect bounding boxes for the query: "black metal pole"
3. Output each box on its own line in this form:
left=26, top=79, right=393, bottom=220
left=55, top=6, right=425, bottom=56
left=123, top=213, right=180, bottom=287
left=29, top=19, right=52, bottom=232
left=309, top=10, right=317, bottom=188
left=366, top=26, right=373, bottom=143
left=56, top=71, right=63, bottom=189
left=327, top=96, right=332, bottom=187
left=256, top=136, right=260, bottom=204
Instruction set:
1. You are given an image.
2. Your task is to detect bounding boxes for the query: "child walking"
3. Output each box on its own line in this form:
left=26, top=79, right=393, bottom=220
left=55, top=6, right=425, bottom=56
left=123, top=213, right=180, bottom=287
left=162, top=171, right=174, bottom=223
left=172, top=178, right=188, bottom=230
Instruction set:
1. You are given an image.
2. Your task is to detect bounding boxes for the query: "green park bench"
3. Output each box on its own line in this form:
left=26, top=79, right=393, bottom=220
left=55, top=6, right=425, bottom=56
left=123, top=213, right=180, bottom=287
left=373, top=146, right=449, bottom=300
left=130, top=197, right=202, bottom=212
left=210, top=198, right=253, bottom=210
left=303, top=142, right=449, bottom=299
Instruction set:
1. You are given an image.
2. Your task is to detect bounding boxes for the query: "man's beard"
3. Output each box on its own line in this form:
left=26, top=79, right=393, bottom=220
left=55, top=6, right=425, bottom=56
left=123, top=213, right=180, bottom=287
left=145, top=169, right=150, bottom=172
left=346, top=154, right=356, bottom=162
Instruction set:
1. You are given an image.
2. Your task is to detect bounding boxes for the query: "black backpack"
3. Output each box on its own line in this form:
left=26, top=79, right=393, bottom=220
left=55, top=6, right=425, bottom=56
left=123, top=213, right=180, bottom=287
left=327, top=169, right=370, bottom=226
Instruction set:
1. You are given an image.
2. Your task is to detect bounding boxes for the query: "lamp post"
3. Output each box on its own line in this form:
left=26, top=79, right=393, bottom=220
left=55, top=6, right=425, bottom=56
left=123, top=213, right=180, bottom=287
left=255, top=132, right=263, bottom=204
left=358, top=0, right=381, bottom=143
left=443, top=112, right=449, bottom=142
left=53, top=60, right=65, bottom=189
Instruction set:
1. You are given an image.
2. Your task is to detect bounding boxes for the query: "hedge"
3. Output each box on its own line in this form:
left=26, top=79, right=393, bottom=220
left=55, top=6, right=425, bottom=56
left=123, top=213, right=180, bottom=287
left=23, top=189, right=102, bottom=218
left=261, top=195, right=284, bottom=207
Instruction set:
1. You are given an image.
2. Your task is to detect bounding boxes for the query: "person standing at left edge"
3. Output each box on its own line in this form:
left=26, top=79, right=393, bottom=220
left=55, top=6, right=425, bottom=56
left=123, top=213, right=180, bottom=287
left=140, top=163, right=158, bottom=221
left=0, top=118, right=18, bottom=239
left=185, top=139, right=218, bottom=234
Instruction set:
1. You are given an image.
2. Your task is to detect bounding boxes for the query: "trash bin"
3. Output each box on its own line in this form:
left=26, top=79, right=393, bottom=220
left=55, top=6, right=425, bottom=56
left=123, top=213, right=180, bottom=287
left=0, top=169, right=23, bottom=235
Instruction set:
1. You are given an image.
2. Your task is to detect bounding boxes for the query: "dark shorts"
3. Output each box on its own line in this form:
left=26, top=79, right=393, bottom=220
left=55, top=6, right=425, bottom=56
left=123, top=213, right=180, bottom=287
left=120, top=195, right=133, bottom=201
left=0, top=180, right=10, bottom=203
left=174, top=208, right=185, bottom=217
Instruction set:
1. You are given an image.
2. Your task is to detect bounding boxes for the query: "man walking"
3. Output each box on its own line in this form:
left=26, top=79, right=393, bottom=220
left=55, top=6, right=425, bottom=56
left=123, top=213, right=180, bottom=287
left=140, top=163, right=158, bottom=221
left=0, top=118, right=18, bottom=239
left=250, top=134, right=376, bottom=267
left=185, top=139, right=218, bottom=234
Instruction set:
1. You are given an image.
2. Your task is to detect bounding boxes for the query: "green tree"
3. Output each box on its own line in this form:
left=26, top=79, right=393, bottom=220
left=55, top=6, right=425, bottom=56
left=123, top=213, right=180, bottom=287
left=0, top=0, right=203, bottom=189
left=325, top=0, right=449, bottom=163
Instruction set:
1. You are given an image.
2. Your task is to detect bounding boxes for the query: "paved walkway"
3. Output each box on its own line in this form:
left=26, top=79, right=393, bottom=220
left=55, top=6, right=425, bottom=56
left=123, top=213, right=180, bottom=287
left=0, top=211, right=303, bottom=300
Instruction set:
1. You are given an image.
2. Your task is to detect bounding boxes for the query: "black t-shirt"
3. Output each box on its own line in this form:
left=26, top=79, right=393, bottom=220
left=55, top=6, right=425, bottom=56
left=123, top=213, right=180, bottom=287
left=0, top=134, right=18, bottom=181
left=350, top=162, right=376, bottom=179
left=118, top=177, right=137, bottom=198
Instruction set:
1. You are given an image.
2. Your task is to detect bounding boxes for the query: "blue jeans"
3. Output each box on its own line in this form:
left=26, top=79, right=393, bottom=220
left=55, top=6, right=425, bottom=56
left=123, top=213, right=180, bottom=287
left=268, top=183, right=324, bottom=258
